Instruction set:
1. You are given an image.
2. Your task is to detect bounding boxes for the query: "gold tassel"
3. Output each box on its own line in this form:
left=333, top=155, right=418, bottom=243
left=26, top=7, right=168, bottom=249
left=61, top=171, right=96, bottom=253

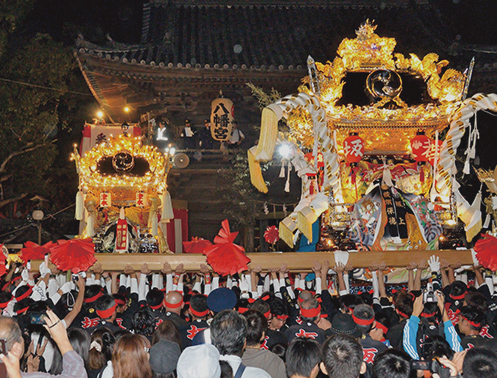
left=279, top=217, right=297, bottom=247
left=297, top=207, right=318, bottom=243
left=248, top=147, right=268, bottom=193
left=75, top=191, right=84, bottom=220
left=255, top=107, right=279, bottom=161
left=151, top=211, right=158, bottom=236
left=161, top=191, right=174, bottom=220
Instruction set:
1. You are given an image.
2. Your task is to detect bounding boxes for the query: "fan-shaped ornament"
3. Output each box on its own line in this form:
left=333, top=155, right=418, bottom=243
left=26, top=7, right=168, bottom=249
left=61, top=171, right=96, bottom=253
left=49, top=238, right=96, bottom=274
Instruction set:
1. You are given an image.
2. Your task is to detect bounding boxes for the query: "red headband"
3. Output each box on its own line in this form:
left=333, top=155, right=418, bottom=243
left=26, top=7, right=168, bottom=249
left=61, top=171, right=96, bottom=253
left=450, top=292, right=467, bottom=300
left=149, top=302, right=163, bottom=310
left=298, top=296, right=305, bottom=304
left=264, top=310, right=271, bottom=319
left=191, top=308, right=209, bottom=318
left=238, top=307, right=249, bottom=314
left=421, top=311, right=437, bottom=318
left=0, top=300, right=10, bottom=309
left=15, top=286, right=33, bottom=302
left=165, top=299, right=183, bottom=309
left=301, top=305, right=321, bottom=318
left=96, top=304, right=117, bottom=319
left=397, top=310, right=409, bottom=319
left=352, top=314, right=374, bottom=326
left=376, top=322, right=388, bottom=333
left=16, top=306, right=30, bottom=315
left=115, top=299, right=126, bottom=305
left=84, top=291, right=103, bottom=303
left=460, top=315, right=481, bottom=328
left=261, top=295, right=270, bottom=301
left=276, top=314, right=289, bottom=320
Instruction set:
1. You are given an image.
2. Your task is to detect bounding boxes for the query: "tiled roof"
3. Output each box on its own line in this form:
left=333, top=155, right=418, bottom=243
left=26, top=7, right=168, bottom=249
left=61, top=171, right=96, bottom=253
left=77, top=2, right=451, bottom=72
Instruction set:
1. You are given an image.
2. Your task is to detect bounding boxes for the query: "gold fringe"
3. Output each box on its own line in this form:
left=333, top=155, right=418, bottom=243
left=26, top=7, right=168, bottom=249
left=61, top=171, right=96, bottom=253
left=255, top=107, right=279, bottom=161
left=279, top=217, right=297, bottom=247
left=297, top=206, right=318, bottom=243
left=248, top=147, right=268, bottom=193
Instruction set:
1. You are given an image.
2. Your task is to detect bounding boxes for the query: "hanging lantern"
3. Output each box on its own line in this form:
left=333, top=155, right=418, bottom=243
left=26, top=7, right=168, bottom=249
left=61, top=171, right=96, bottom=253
left=100, top=192, right=111, bottom=208
left=410, top=131, right=431, bottom=164
left=136, top=192, right=148, bottom=207
left=343, top=132, right=365, bottom=167
left=210, top=91, right=234, bottom=141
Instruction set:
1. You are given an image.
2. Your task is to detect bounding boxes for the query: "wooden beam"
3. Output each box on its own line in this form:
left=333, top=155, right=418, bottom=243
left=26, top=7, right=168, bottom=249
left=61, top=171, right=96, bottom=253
left=29, top=250, right=473, bottom=273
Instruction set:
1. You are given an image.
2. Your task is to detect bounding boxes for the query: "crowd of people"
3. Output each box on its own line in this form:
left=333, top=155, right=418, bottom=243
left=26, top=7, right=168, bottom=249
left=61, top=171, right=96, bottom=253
left=0, top=256, right=496, bottom=377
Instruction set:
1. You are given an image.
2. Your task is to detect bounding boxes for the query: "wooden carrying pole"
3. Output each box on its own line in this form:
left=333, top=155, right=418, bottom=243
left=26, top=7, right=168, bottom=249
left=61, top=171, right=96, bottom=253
left=30, top=249, right=473, bottom=273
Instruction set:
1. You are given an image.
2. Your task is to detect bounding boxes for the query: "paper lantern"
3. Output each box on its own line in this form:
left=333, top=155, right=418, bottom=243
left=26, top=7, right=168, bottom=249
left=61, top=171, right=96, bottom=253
left=344, top=132, right=365, bottom=166
left=411, top=132, right=431, bottom=163
left=210, top=92, right=234, bottom=141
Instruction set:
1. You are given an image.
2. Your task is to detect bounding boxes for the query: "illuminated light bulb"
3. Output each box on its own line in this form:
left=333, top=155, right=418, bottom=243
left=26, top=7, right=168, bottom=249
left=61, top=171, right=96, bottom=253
left=97, top=111, right=104, bottom=118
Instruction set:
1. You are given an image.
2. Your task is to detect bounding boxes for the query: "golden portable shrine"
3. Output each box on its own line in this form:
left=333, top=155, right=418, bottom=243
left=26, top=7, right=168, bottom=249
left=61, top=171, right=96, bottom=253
left=249, top=20, right=496, bottom=255
left=71, top=126, right=175, bottom=254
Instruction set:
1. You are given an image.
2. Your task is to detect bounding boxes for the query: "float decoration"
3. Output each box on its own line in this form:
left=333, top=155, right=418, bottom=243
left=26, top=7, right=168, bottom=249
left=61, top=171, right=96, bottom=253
left=183, top=237, right=213, bottom=254
left=474, top=234, right=497, bottom=271
left=203, top=220, right=250, bottom=276
left=249, top=20, right=485, bottom=251
left=19, top=241, right=54, bottom=264
left=49, top=238, right=96, bottom=274
left=71, top=130, right=173, bottom=253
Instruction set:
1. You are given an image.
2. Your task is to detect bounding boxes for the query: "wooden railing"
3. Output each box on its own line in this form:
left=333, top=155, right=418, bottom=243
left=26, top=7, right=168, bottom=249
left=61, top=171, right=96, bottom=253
left=30, top=249, right=472, bottom=272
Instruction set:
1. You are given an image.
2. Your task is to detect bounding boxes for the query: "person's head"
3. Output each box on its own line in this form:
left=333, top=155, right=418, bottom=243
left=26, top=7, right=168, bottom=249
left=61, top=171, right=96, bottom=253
left=458, top=305, right=486, bottom=335
left=112, top=333, right=152, bottom=378
left=371, top=311, right=390, bottom=342
left=151, top=319, right=182, bottom=349
left=449, top=281, right=468, bottom=305
left=329, top=313, right=360, bottom=338
left=286, top=337, right=321, bottom=378
left=149, top=339, right=181, bottom=378
left=89, top=327, right=115, bottom=370
left=300, top=298, right=321, bottom=324
left=271, top=343, right=287, bottom=362
left=177, top=344, right=221, bottom=378
left=0, top=317, right=24, bottom=359
left=189, top=294, right=209, bottom=320
left=320, top=334, right=366, bottom=378
left=352, top=304, right=375, bottom=335
left=165, top=291, right=184, bottom=314
left=339, top=294, right=364, bottom=315
left=420, top=302, right=440, bottom=324
left=267, top=296, right=289, bottom=331
left=243, top=310, right=267, bottom=347
left=68, top=328, right=91, bottom=369
left=297, top=290, right=313, bottom=307
left=95, top=294, right=117, bottom=321
left=463, top=347, right=497, bottom=378
left=421, top=335, right=454, bottom=360
left=0, top=291, right=13, bottom=315
left=232, top=120, right=238, bottom=129
left=249, top=297, right=271, bottom=319
left=114, top=293, right=128, bottom=313
left=132, top=306, right=158, bottom=337
left=219, top=360, right=233, bottom=378
left=394, top=292, right=414, bottom=319
left=211, top=310, right=247, bottom=357
left=372, top=349, right=412, bottom=378
left=464, top=291, right=488, bottom=312
left=147, top=288, right=165, bottom=311
left=84, top=285, right=104, bottom=309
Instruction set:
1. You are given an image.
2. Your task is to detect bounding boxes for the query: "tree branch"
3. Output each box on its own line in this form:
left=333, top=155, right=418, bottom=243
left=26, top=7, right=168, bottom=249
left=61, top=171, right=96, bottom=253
left=0, top=193, right=28, bottom=209
left=0, top=141, right=53, bottom=174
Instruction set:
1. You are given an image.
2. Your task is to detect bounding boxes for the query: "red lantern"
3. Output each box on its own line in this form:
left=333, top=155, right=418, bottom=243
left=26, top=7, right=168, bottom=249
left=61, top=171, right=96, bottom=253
left=410, top=132, right=431, bottom=164
left=344, top=132, right=365, bottom=166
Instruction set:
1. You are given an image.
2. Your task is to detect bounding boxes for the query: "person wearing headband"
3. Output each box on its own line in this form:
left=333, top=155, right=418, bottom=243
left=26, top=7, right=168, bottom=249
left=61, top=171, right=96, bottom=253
left=352, top=304, right=387, bottom=364
left=164, top=290, right=190, bottom=347
left=241, top=310, right=286, bottom=378
left=285, top=298, right=326, bottom=344
left=458, top=306, right=497, bottom=350
left=81, top=295, right=120, bottom=335
left=184, top=294, right=210, bottom=343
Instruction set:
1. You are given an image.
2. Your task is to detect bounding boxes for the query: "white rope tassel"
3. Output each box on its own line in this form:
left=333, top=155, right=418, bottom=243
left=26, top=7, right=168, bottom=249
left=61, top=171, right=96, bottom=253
left=279, top=160, right=286, bottom=178
left=484, top=213, right=491, bottom=229
left=161, top=191, right=174, bottom=220
left=86, top=210, right=94, bottom=237
left=151, top=211, right=158, bottom=236
left=75, top=190, right=84, bottom=221
left=284, top=162, right=291, bottom=192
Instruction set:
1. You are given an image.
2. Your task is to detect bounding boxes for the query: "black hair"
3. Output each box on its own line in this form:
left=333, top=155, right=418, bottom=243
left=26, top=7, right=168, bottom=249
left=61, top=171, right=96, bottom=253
left=459, top=305, right=486, bottom=331
left=286, top=337, right=321, bottom=377
left=83, top=285, right=103, bottom=311
left=422, top=335, right=454, bottom=361
left=449, top=281, right=468, bottom=306
left=219, top=360, right=233, bottom=378
left=95, top=294, right=116, bottom=318
left=372, top=349, right=412, bottom=378
left=353, top=304, right=374, bottom=335
left=394, top=292, right=414, bottom=318
left=249, top=298, right=270, bottom=317
left=132, top=306, right=158, bottom=337
left=190, top=294, right=208, bottom=317
left=359, top=292, right=374, bottom=306
left=339, top=294, right=364, bottom=313
left=68, top=328, right=91, bottom=371
left=375, top=311, right=390, bottom=330
left=211, top=310, right=247, bottom=357
left=420, top=302, right=441, bottom=324
left=465, top=291, right=488, bottom=313
left=146, top=288, right=164, bottom=308
left=463, top=347, right=497, bottom=378
left=321, top=334, right=363, bottom=378
left=267, top=296, right=290, bottom=317
left=243, top=310, right=267, bottom=347
left=271, top=343, right=287, bottom=362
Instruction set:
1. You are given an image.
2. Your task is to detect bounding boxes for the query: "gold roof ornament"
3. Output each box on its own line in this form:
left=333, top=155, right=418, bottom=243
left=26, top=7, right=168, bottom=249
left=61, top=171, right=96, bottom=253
left=71, top=133, right=170, bottom=192
left=288, top=20, right=466, bottom=155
